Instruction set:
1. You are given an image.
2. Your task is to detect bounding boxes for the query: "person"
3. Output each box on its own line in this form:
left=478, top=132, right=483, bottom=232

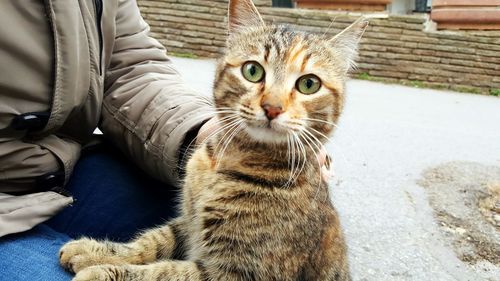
left=0, top=1, right=215, bottom=280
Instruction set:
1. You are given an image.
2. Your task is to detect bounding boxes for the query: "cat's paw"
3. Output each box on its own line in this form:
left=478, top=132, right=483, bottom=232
left=59, top=238, right=109, bottom=273
left=72, top=265, right=116, bottom=281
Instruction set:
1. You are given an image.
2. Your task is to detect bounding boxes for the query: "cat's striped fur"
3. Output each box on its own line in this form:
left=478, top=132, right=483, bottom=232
left=59, top=1, right=368, bottom=280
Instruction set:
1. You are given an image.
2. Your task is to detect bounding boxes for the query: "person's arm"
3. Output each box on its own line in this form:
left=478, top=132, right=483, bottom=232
left=100, top=0, right=212, bottom=186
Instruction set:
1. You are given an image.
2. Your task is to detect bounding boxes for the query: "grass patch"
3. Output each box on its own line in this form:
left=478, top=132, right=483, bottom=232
left=400, top=80, right=426, bottom=88
left=168, top=52, right=198, bottom=59
left=356, top=72, right=387, bottom=83
left=490, top=89, right=500, bottom=97
left=356, top=72, right=383, bottom=82
left=355, top=72, right=495, bottom=96
left=451, top=85, right=485, bottom=95
left=409, top=80, right=425, bottom=88
left=357, top=72, right=372, bottom=80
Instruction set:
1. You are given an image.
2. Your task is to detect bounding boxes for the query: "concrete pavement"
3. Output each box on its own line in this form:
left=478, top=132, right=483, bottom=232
left=171, top=57, right=500, bottom=281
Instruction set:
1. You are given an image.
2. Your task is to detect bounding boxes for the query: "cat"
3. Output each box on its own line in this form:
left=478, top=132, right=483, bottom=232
left=58, top=0, right=368, bottom=280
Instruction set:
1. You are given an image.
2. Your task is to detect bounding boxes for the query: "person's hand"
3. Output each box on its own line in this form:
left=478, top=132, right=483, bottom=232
left=196, top=116, right=334, bottom=180
left=196, top=117, right=220, bottom=145
left=318, top=146, right=335, bottom=182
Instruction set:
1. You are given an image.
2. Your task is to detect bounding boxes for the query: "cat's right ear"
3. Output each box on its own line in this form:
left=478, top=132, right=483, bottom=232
left=228, top=0, right=264, bottom=33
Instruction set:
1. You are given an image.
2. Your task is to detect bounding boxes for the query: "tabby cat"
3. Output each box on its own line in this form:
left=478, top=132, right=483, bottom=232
left=59, top=0, right=368, bottom=280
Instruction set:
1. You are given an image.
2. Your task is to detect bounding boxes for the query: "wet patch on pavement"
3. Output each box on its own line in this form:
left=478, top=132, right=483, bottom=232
left=418, top=162, right=500, bottom=280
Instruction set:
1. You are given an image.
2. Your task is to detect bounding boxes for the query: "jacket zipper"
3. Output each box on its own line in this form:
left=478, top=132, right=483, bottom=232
left=94, top=0, right=103, bottom=75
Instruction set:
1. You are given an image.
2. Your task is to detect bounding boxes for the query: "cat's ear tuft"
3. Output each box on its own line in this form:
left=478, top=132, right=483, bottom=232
left=329, top=17, right=369, bottom=73
left=228, top=0, right=264, bottom=34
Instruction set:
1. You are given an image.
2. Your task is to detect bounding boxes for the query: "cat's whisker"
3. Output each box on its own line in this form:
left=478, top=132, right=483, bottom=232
left=178, top=114, right=242, bottom=170
left=182, top=110, right=239, bottom=124
left=297, top=130, right=320, bottom=160
left=285, top=134, right=292, bottom=185
left=216, top=122, right=243, bottom=167
left=302, top=117, right=369, bottom=163
left=285, top=132, right=306, bottom=188
left=294, top=132, right=308, bottom=184
left=180, top=101, right=213, bottom=108
left=281, top=124, right=302, bottom=133
left=286, top=119, right=307, bottom=127
left=298, top=132, right=319, bottom=161
left=192, top=115, right=243, bottom=168
left=305, top=126, right=352, bottom=172
left=212, top=114, right=240, bottom=124
left=239, top=113, right=256, bottom=121
left=301, top=127, right=345, bottom=187
left=299, top=132, right=325, bottom=199
left=286, top=134, right=291, bottom=187
left=209, top=122, right=241, bottom=169
left=212, top=122, right=242, bottom=161
left=211, top=118, right=244, bottom=155
left=298, top=128, right=347, bottom=199
left=300, top=129, right=327, bottom=163
left=214, top=122, right=245, bottom=168
left=197, top=105, right=240, bottom=112
left=196, top=116, right=240, bottom=151
left=217, top=106, right=239, bottom=111
left=301, top=128, right=325, bottom=153
left=286, top=134, right=298, bottom=188
left=301, top=117, right=340, bottom=129
left=189, top=113, right=240, bottom=143
left=287, top=132, right=299, bottom=186
left=197, top=110, right=240, bottom=117
left=303, top=125, right=346, bottom=164
left=301, top=124, right=333, bottom=143
left=177, top=96, right=213, bottom=105
left=239, top=106, right=255, bottom=116
left=305, top=127, right=335, bottom=147
left=322, top=16, right=338, bottom=37
left=285, top=133, right=296, bottom=188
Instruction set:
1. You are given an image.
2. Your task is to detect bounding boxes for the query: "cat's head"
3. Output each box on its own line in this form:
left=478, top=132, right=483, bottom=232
left=213, top=0, right=367, bottom=146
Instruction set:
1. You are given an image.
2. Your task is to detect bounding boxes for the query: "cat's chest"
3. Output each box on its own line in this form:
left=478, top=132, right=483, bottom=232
left=193, top=183, right=316, bottom=235
left=186, top=189, right=323, bottom=263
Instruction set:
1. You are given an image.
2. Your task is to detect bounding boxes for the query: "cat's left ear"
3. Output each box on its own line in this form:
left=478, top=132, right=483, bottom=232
left=228, top=0, right=265, bottom=34
left=329, top=17, right=369, bottom=73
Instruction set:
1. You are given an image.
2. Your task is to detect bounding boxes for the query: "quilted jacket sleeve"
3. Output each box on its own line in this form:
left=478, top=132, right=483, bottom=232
left=100, top=0, right=213, bottom=186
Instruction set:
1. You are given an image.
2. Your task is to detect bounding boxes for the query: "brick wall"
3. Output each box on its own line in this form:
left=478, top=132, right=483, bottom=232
left=138, top=0, right=500, bottom=95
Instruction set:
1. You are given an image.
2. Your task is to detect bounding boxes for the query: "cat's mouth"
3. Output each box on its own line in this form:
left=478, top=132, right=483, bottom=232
left=242, top=118, right=295, bottom=143
left=244, top=125, right=288, bottom=143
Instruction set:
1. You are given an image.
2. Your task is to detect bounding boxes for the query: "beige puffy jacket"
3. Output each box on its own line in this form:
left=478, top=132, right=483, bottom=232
left=0, top=0, right=212, bottom=237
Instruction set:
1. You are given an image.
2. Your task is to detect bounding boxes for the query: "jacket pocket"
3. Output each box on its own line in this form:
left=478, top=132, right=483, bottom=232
left=0, top=191, right=73, bottom=237
left=34, top=135, right=81, bottom=186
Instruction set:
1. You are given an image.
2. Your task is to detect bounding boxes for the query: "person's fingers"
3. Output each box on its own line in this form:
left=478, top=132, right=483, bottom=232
left=317, top=146, right=335, bottom=181
left=317, top=146, right=327, bottom=166
left=196, top=117, right=220, bottom=145
left=321, top=165, right=331, bottom=182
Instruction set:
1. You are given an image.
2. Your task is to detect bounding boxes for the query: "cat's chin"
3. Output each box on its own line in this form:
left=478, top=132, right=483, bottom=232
left=243, top=126, right=289, bottom=144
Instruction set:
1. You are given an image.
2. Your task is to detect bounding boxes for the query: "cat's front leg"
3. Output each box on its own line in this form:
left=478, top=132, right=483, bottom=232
left=60, top=219, right=187, bottom=273
left=71, top=264, right=120, bottom=281
left=59, top=238, right=130, bottom=273
left=73, top=261, right=205, bottom=281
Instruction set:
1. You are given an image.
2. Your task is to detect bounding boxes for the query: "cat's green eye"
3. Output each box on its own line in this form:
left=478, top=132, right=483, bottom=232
left=241, top=61, right=265, bottom=83
left=296, top=74, right=321, bottom=95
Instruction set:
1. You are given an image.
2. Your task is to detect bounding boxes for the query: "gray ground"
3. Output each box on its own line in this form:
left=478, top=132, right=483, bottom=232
left=171, top=57, right=500, bottom=281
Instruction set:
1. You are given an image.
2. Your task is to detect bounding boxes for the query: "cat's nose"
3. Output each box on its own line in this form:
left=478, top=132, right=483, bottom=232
left=261, top=104, right=283, bottom=120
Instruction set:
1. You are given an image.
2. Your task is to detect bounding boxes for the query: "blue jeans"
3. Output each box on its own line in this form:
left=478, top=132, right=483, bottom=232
left=0, top=145, right=178, bottom=280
